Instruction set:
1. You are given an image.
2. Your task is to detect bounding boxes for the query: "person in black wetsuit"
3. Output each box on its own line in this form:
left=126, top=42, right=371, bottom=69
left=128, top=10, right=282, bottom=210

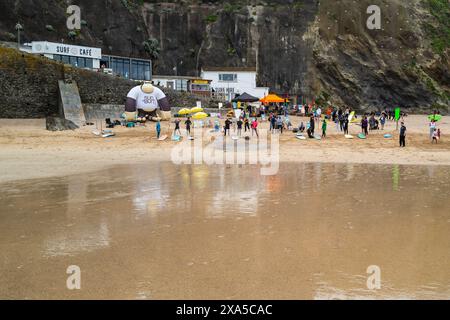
left=237, top=118, right=243, bottom=136
left=361, top=116, right=369, bottom=136
left=244, top=118, right=250, bottom=132
left=224, top=118, right=232, bottom=136
left=174, top=119, right=181, bottom=136
left=185, top=117, right=192, bottom=136
left=309, top=116, right=315, bottom=135
left=343, top=116, right=349, bottom=135
left=399, top=122, right=407, bottom=147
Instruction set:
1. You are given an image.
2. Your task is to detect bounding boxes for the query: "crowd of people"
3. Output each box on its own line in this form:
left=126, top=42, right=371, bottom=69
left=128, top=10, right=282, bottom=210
left=170, top=104, right=444, bottom=148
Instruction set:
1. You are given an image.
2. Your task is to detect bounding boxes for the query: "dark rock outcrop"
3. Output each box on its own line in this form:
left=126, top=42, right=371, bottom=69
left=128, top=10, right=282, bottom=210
left=46, top=116, right=79, bottom=131
left=0, top=0, right=448, bottom=112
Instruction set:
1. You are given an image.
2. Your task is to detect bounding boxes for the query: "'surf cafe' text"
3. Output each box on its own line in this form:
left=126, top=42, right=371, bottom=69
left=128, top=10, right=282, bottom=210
left=56, top=45, right=93, bottom=57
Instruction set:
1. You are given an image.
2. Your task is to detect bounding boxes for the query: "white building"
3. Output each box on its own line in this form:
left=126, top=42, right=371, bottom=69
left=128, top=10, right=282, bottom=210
left=201, top=67, right=269, bottom=102
left=152, top=75, right=212, bottom=97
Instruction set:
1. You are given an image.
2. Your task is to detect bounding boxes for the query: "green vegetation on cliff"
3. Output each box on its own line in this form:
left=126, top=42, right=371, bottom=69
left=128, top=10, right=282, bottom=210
left=425, top=0, right=450, bottom=55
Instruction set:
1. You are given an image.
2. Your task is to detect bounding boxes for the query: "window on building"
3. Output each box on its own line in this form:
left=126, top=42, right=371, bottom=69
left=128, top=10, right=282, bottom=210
left=99, top=56, right=151, bottom=80
left=219, top=74, right=237, bottom=82
left=123, top=62, right=130, bottom=79
left=85, top=58, right=93, bottom=69
left=138, top=62, right=145, bottom=80
left=144, top=63, right=151, bottom=81
left=60, top=55, right=70, bottom=64
left=131, top=61, right=138, bottom=79
left=175, top=80, right=188, bottom=91
left=110, top=57, right=131, bottom=78
left=77, top=57, right=86, bottom=68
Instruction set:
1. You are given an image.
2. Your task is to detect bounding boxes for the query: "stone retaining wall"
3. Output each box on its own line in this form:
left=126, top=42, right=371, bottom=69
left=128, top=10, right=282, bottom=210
left=0, top=46, right=218, bottom=119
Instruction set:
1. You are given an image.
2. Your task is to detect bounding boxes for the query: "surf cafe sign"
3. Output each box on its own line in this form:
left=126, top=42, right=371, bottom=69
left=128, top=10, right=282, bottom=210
left=31, top=41, right=102, bottom=59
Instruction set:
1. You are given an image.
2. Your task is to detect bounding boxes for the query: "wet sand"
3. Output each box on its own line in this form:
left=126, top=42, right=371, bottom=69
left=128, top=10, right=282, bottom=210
left=0, top=115, right=450, bottom=183
left=1, top=115, right=449, bottom=300
left=0, top=163, right=449, bottom=300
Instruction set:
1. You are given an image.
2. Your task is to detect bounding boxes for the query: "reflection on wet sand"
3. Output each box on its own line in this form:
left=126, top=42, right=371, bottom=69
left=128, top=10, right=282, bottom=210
left=0, top=163, right=449, bottom=299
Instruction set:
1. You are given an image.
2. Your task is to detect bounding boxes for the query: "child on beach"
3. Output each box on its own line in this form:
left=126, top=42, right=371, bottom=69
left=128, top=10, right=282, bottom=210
left=224, top=118, right=232, bottom=136
left=432, top=128, right=438, bottom=144
left=237, top=118, right=243, bottom=136
left=429, top=120, right=436, bottom=140
left=185, top=117, right=192, bottom=136
left=156, top=120, right=161, bottom=139
left=322, top=119, right=327, bottom=138
left=270, top=114, right=276, bottom=133
left=361, top=116, right=369, bottom=136
left=244, top=117, right=250, bottom=132
left=380, top=114, right=386, bottom=130
left=174, top=119, right=181, bottom=136
left=276, top=117, right=283, bottom=134
left=251, top=119, right=259, bottom=137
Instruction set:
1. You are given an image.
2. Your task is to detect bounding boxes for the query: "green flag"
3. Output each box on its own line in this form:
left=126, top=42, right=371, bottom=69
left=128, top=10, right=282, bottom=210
left=395, top=107, right=401, bottom=121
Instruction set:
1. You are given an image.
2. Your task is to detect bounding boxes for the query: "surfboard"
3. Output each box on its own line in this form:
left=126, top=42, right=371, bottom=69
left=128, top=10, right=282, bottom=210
left=348, top=111, right=355, bottom=123
left=102, top=133, right=115, bottom=138
left=345, top=135, right=354, bottom=139
left=232, top=136, right=240, bottom=141
left=172, top=135, right=182, bottom=142
left=358, top=133, right=367, bottom=139
left=296, top=135, right=307, bottom=140
left=314, top=135, right=322, bottom=140
left=158, top=135, right=168, bottom=141
left=384, top=134, right=393, bottom=139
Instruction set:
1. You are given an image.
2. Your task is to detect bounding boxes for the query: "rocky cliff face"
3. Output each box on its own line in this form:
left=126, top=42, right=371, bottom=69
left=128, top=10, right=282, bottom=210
left=0, top=0, right=448, bottom=112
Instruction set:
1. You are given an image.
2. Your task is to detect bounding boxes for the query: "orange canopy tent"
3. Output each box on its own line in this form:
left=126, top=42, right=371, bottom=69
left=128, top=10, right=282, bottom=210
left=260, top=94, right=288, bottom=104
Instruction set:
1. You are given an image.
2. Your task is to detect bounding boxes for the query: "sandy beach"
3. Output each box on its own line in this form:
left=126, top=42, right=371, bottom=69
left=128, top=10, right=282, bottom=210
left=2, top=115, right=450, bottom=300
left=1, top=115, right=450, bottom=183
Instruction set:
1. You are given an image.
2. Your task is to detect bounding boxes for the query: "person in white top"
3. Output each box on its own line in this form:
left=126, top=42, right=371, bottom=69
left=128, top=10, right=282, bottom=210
left=316, top=107, right=322, bottom=124
left=125, top=82, right=171, bottom=121
left=429, top=120, right=436, bottom=140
